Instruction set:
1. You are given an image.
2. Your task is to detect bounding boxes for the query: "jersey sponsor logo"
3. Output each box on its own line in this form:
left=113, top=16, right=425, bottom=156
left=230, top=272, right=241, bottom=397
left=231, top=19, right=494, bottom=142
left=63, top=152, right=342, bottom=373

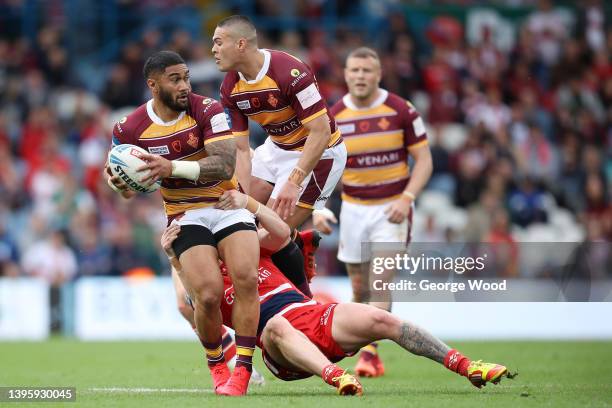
left=119, top=116, right=127, bottom=124
left=187, top=132, right=198, bottom=148
left=338, top=123, right=355, bottom=135
left=412, top=116, right=426, bottom=137
left=359, top=121, right=370, bottom=132
left=296, top=83, right=322, bottom=109
left=290, top=68, right=300, bottom=77
left=267, top=92, right=278, bottom=108
left=211, top=112, right=230, bottom=133
left=251, top=97, right=261, bottom=108
left=202, top=98, right=212, bottom=105
left=171, top=140, right=182, bottom=153
left=378, top=117, right=390, bottom=130
left=237, top=100, right=251, bottom=110
left=316, top=195, right=329, bottom=202
left=355, top=152, right=400, bottom=167
left=290, top=71, right=308, bottom=87
left=267, top=118, right=301, bottom=135
left=147, top=145, right=170, bottom=155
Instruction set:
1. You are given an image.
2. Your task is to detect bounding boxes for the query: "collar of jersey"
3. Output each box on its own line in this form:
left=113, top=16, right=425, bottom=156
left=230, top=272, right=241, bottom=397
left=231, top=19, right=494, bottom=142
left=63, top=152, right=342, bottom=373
left=146, top=99, right=186, bottom=126
left=238, top=49, right=271, bottom=84
left=343, top=89, right=389, bottom=111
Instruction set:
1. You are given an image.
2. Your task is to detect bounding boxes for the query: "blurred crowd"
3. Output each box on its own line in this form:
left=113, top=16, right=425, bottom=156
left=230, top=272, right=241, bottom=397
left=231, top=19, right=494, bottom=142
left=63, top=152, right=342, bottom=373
left=0, top=0, right=609, bottom=283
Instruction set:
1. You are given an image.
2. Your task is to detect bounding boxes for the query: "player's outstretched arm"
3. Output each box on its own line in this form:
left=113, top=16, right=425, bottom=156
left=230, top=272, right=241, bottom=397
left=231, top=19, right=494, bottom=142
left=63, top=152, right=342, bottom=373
left=215, top=190, right=291, bottom=251
left=273, top=114, right=331, bottom=220
left=234, top=136, right=252, bottom=194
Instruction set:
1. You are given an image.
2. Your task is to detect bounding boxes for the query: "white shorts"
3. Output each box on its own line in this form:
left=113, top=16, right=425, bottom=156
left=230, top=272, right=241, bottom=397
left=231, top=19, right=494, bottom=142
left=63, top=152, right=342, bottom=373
left=337, top=200, right=412, bottom=264
left=252, top=137, right=347, bottom=210
left=175, top=207, right=255, bottom=235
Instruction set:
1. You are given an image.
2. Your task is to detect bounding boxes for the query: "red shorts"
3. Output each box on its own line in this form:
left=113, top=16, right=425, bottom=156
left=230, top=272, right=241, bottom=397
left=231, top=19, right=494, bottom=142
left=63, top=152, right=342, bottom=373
left=261, top=302, right=352, bottom=381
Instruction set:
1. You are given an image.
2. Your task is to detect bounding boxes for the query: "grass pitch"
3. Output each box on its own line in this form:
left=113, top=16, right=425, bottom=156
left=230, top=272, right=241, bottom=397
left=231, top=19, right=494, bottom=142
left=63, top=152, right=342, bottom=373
left=1, top=339, right=611, bottom=407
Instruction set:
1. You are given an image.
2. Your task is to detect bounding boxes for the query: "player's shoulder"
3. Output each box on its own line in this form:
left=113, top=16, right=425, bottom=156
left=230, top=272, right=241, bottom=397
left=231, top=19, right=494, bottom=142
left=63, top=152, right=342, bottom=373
left=187, top=92, right=222, bottom=113
left=330, top=95, right=348, bottom=116
left=220, top=71, right=241, bottom=95
left=113, top=103, right=150, bottom=140
left=267, top=49, right=313, bottom=89
left=384, top=91, right=419, bottom=116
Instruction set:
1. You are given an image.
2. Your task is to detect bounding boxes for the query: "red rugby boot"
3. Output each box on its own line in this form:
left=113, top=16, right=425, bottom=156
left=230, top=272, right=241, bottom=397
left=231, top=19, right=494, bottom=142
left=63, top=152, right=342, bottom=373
left=299, top=229, right=321, bottom=283
left=216, top=366, right=251, bottom=396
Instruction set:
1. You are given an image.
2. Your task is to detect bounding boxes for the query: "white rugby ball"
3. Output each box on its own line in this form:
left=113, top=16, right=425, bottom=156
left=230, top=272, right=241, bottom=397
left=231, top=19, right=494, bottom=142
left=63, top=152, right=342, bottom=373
left=107, top=144, right=161, bottom=193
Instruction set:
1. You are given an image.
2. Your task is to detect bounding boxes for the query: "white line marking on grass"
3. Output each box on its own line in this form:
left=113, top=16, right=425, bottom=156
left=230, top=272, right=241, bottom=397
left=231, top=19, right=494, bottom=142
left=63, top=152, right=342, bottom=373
left=88, top=387, right=214, bottom=394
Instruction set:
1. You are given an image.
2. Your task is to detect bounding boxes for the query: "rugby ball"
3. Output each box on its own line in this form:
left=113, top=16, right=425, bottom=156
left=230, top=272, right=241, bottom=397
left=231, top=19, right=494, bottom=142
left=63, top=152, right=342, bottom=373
left=107, top=144, right=161, bottom=193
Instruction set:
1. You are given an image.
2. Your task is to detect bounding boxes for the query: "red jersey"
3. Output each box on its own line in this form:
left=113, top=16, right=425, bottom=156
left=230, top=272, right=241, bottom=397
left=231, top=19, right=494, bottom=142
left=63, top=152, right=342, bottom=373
left=219, top=255, right=312, bottom=337
left=111, top=93, right=238, bottom=217
left=220, top=49, right=342, bottom=151
left=330, top=90, right=428, bottom=204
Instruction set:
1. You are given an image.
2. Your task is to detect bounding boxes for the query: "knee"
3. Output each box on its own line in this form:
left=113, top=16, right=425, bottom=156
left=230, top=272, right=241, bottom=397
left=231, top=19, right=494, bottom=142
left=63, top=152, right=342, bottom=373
left=263, top=315, right=291, bottom=343
left=369, top=309, right=400, bottom=338
left=228, top=265, right=259, bottom=292
left=192, top=287, right=221, bottom=311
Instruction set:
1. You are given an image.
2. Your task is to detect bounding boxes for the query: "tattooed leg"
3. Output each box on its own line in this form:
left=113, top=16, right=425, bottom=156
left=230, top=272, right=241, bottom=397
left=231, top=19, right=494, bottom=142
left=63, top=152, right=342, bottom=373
left=396, top=322, right=450, bottom=363
left=331, top=303, right=449, bottom=364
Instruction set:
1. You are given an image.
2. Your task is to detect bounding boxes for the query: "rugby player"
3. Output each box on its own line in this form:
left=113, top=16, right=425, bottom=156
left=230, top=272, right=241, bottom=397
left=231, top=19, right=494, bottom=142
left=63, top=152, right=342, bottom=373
left=105, top=51, right=260, bottom=394
left=163, top=189, right=513, bottom=396
left=314, top=47, right=433, bottom=377
left=212, top=15, right=347, bottom=280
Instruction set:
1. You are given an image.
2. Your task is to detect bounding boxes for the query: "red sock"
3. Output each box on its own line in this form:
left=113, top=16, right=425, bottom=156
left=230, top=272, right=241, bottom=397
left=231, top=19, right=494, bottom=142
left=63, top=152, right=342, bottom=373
left=321, top=364, right=345, bottom=387
left=444, top=349, right=471, bottom=377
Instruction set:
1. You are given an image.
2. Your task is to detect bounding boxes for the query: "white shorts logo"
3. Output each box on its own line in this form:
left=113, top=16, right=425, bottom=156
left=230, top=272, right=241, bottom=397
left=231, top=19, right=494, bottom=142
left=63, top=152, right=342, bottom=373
left=237, top=100, right=251, bottom=110
left=296, top=83, right=322, bottom=110
left=412, top=116, right=426, bottom=137
left=147, top=145, right=170, bottom=155
left=210, top=112, right=230, bottom=134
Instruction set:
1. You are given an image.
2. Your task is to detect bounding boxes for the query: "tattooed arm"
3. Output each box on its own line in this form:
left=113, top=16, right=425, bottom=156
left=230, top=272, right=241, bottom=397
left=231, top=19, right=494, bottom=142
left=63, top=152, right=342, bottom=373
left=197, top=138, right=236, bottom=181
left=137, top=138, right=237, bottom=184
left=397, top=322, right=450, bottom=364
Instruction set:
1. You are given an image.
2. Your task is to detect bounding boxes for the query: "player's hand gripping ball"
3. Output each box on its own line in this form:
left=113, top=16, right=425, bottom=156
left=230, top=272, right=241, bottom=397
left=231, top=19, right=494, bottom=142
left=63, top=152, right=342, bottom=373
left=107, top=144, right=161, bottom=193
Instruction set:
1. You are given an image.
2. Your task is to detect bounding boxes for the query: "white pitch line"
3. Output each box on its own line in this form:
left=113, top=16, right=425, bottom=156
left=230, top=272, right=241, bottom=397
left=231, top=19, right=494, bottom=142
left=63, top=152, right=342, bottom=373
left=87, top=387, right=214, bottom=394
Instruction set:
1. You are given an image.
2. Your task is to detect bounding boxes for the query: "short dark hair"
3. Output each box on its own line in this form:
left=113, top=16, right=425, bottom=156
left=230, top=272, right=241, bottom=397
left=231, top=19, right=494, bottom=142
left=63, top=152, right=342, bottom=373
left=217, top=14, right=255, bottom=31
left=143, top=50, right=186, bottom=79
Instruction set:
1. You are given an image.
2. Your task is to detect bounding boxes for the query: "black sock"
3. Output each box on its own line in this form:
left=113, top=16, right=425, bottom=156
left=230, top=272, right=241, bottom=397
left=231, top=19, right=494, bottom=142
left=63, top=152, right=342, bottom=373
left=271, top=241, right=312, bottom=298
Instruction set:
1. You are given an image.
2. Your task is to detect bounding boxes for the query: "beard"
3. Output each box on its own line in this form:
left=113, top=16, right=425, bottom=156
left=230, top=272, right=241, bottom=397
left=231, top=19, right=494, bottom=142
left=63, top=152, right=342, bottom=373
left=159, top=87, right=188, bottom=111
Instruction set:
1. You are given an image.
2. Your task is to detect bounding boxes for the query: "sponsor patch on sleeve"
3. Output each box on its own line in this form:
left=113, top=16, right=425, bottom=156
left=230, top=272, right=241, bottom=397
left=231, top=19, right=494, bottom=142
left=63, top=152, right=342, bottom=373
left=338, top=123, right=355, bottom=135
left=412, top=116, right=426, bottom=137
left=211, top=112, right=231, bottom=133
left=296, top=83, right=322, bottom=110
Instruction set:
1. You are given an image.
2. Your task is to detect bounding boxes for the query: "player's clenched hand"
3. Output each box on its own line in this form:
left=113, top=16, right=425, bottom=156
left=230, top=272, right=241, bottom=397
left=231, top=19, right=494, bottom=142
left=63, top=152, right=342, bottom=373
left=312, top=208, right=337, bottom=235
left=104, top=162, right=129, bottom=192
left=215, top=190, right=247, bottom=210
left=137, top=152, right=172, bottom=186
left=160, top=223, right=181, bottom=258
left=385, top=196, right=412, bottom=224
left=272, top=181, right=300, bottom=220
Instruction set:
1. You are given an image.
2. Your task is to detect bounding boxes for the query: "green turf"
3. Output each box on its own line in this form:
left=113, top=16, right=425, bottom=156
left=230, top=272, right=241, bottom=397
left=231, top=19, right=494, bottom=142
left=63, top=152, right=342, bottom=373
left=1, top=339, right=611, bottom=407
